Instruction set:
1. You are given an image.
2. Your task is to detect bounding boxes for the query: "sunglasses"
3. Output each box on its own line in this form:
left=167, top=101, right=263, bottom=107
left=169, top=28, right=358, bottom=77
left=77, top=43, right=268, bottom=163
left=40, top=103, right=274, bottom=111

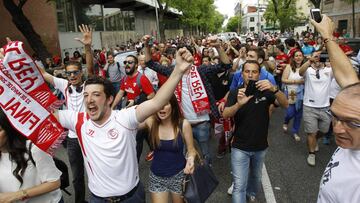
left=327, top=110, right=360, bottom=129
left=123, top=61, right=135, bottom=65
left=315, top=69, right=320, bottom=79
left=65, top=70, right=81, bottom=77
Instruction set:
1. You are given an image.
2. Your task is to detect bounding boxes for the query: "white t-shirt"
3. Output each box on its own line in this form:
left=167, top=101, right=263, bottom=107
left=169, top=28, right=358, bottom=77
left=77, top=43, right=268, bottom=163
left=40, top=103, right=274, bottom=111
left=329, top=78, right=341, bottom=99
left=58, top=107, right=139, bottom=197
left=303, top=66, right=333, bottom=108
left=138, top=66, right=159, bottom=90
left=181, top=75, right=210, bottom=124
left=53, top=77, right=85, bottom=138
left=0, top=142, right=62, bottom=203
left=317, top=147, right=360, bottom=203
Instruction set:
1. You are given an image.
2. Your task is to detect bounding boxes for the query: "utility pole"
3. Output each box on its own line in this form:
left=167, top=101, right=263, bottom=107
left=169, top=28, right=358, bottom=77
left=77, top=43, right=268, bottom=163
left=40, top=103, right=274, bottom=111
left=154, top=0, right=160, bottom=41
left=257, top=0, right=260, bottom=34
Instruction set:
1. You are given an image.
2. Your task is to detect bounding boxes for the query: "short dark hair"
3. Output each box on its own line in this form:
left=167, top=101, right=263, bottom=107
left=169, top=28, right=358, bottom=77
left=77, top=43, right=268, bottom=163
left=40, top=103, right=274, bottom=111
left=65, top=61, right=82, bottom=71
left=285, top=38, right=296, bottom=47
left=126, top=55, right=138, bottom=65
left=242, top=60, right=261, bottom=72
left=85, top=76, right=115, bottom=98
left=276, top=44, right=285, bottom=52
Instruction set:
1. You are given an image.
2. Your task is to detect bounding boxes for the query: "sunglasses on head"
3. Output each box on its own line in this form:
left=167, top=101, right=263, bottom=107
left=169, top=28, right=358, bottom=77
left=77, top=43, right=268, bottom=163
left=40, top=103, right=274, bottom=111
left=123, top=61, right=135, bottom=65
left=65, top=70, right=81, bottom=77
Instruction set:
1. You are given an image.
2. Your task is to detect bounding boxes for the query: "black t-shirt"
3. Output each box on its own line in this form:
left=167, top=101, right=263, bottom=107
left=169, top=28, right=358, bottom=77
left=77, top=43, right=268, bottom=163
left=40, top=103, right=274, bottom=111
left=226, top=87, right=276, bottom=151
left=209, top=71, right=232, bottom=101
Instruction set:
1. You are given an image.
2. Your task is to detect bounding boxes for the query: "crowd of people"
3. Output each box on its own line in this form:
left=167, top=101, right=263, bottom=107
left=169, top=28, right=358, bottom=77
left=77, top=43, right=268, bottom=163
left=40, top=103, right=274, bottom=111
left=0, top=14, right=359, bottom=203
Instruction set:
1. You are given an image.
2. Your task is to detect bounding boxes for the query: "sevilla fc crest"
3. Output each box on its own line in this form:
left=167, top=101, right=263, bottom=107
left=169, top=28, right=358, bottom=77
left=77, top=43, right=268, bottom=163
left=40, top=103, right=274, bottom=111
left=107, top=128, right=119, bottom=139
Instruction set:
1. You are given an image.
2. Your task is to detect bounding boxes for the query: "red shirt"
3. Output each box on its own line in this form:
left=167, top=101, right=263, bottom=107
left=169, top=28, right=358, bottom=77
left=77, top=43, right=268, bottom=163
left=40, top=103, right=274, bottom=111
left=308, top=41, right=316, bottom=46
left=194, top=53, right=202, bottom=67
left=157, top=73, right=168, bottom=87
left=339, top=44, right=353, bottom=54
left=120, top=73, right=154, bottom=100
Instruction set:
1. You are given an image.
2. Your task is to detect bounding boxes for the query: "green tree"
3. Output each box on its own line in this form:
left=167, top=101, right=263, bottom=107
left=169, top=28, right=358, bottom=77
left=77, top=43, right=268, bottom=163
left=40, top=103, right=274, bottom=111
left=3, top=0, right=52, bottom=63
left=344, top=0, right=359, bottom=37
left=309, top=0, right=321, bottom=8
left=226, top=16, right=241, bottom=32
left=264, top=0, right=305, bottom=32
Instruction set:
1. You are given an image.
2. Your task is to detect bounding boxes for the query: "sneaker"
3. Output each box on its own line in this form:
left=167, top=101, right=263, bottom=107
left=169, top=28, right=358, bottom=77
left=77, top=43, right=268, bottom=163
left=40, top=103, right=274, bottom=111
left=282, top=124, right=288, bottom=132
left=227, top=183, right=233, bottom=195
left=315, top=143, right=319, bottom=152
left=294, top=134, right=301, bottom=141
left=216, top=151, right=226, bottom=159
left=323, top=137, right=330, bottom=145
left=145, top=151, right=154, bottom=161
left=307, top=154, right=316, bottom=166
left=248, top=196, right=257, bottom=202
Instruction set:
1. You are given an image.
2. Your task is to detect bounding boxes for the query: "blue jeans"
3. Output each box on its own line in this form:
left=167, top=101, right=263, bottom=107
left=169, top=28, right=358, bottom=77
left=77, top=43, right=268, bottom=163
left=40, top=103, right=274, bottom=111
left=231, top=148, right=268, bottom=203
left=67, top=137, right=86, bottom=203
left=192, top=121, right=212, bottom=165
left=89, top=182, right=145, bottom=203
left=284, top=104, right=303, bottom=134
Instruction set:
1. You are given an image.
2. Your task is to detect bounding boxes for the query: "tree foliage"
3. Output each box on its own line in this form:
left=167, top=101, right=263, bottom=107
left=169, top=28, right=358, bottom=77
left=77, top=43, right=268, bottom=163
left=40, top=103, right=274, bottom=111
left=264, top=0, right=305, bottom=32
left=168, top=0, right=225, bottom=35
left=226, top=16, right=241, bottom=32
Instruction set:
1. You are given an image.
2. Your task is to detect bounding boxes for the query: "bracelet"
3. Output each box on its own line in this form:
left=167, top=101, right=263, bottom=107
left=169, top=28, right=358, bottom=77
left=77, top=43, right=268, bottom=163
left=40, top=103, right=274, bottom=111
left=21, top=190, right=29, bottom=201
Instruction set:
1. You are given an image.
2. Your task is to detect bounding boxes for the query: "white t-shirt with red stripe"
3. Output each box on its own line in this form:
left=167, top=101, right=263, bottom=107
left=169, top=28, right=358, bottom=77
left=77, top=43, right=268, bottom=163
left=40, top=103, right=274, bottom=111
left=58, top=107, right=139, bottom=197
left=54, top=77, right=85, bottom=138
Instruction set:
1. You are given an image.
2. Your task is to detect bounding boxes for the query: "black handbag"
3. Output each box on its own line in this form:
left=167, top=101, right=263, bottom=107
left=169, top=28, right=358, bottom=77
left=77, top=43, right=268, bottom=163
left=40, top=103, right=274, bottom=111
left=183, top=160, right=219, bottom=203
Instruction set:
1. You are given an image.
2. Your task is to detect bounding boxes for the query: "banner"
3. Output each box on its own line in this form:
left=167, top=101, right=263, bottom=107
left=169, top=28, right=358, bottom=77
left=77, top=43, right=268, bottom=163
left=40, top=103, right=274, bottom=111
left=0, top=41, right=65, bottom=154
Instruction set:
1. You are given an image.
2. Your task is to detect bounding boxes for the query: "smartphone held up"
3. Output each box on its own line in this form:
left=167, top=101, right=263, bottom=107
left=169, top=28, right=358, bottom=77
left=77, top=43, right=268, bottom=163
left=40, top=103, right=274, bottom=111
left=310, top=9, right=322, bottom=23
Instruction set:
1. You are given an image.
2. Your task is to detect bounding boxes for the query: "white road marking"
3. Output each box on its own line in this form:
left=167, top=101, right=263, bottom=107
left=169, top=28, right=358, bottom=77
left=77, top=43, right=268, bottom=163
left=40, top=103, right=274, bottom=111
left=262, top=164, right=277, bottom=203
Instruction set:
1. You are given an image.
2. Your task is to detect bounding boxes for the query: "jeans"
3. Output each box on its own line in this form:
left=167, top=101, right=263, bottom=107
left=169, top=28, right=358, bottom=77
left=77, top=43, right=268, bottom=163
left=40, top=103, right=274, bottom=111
left=67, top=137, right=86, bottom=203
left=192, top=121, right=212, bottom=165
left=89, top=182, right=145, bottom=203
left=231, top=148, right=268, bottom=203
left=284, top=104, right=303, bottom=134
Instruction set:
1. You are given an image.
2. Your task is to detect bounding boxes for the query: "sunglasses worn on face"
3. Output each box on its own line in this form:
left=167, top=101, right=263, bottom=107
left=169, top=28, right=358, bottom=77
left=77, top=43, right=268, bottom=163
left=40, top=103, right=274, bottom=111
left=123, top=61, right=135, bottom=65
left=327, top=110, right=360, bottom=129
left=65, top=70, right=81, bottom=77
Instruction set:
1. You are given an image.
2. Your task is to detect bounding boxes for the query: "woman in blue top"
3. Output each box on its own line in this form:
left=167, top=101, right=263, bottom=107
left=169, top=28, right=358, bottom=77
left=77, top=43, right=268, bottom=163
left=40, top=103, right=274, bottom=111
left=141, top=95, right=197, bottom=203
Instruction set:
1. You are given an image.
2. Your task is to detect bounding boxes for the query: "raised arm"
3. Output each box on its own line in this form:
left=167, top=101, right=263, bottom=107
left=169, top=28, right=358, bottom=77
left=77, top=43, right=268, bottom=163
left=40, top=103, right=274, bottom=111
left=136, top=48, right=193, bottom=123
left=75, top=24, right=94, bottom=76
left=310, top=15, right=359, bottom=87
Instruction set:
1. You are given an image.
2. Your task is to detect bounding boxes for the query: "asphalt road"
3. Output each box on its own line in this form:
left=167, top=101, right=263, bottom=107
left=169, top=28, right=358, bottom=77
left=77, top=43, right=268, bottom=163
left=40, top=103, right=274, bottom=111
left=56, top=108, right=337, bottom=203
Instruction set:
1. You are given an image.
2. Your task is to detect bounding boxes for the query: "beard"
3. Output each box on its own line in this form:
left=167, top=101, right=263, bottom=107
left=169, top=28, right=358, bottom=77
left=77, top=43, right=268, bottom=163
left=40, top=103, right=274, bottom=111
left=125, top=66, right=136, bottom=75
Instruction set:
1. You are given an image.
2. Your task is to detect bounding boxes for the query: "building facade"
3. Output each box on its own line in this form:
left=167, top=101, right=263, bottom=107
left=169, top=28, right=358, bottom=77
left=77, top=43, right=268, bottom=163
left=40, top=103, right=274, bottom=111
left=322, top=0, right=360, bottom=37
left=0, top=0, right=182, bottom=58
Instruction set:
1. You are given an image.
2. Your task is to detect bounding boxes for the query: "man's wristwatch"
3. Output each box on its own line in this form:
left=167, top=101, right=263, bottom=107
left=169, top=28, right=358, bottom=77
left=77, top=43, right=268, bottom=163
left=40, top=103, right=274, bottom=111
left=273, top=86, right=279, bottom=94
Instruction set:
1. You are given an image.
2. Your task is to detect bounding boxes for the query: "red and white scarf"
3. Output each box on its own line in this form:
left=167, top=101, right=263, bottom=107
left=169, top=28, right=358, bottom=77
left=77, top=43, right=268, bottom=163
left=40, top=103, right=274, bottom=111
left=0, top=41, right=65, bottom=154
left=174, top=65, right=210, bottom=114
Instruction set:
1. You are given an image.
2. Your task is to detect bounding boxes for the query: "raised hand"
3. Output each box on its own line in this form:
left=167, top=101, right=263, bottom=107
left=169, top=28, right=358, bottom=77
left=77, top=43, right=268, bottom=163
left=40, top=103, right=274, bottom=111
left=237, top=88, right=253, bottom=106
left=175, top=47, right=193, bottom=73
left=256, top=80, right=276, bottom=92
left=75, top=24, right=93, bottom=46
left=310, top=15, right=334, bottom=39
left=141, top=35, right=152, bottom=47
left=207, top=36, right=220, bottom=48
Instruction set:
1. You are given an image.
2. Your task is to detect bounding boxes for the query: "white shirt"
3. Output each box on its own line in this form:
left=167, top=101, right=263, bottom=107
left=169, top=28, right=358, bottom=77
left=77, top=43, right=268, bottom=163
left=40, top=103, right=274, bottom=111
left=0, top=142, right=62, bottom=203
left=58, top=107, right=139, bottom=197
left=181, top=75, right=210, bottom=123
left=303, top=66, right=333, bottom=108
left=53, top=77, right=85, bottom=138
left=286, top=68, right=303, bottom=92
left=318, top=147, right=360, bottom=203
left=329, top=78, right=341, bottom=99
left=137, top=66, right=159, bottom=90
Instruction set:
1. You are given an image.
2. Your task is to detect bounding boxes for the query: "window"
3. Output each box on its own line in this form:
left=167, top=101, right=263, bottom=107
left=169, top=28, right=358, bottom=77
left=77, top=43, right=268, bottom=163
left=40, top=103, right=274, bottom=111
left=250, top=17, right=255, bottom=22
left=250, top=27, right=255, bottom=31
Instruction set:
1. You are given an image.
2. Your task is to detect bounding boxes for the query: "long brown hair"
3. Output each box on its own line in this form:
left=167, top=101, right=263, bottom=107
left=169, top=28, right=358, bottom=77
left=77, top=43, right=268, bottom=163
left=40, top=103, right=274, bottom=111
left=149, top=95, right=184, bottom=148
left=290, top=50, right=304, bottom=73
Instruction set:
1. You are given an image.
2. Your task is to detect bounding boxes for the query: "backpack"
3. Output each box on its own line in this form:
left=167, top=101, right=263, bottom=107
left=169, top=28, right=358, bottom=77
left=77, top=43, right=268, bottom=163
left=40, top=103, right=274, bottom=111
left=125, top=73, right=148, bottom=105
left=105, top=62, right=121, bottom=79
left=29, top=143, right=71, bottom=195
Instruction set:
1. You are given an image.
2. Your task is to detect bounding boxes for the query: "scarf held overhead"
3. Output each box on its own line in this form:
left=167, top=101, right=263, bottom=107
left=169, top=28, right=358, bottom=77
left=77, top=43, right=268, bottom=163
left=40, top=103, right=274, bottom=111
left=0, top=41, right=65, bottom=154
left=175, top=65, right=210, bottom=114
